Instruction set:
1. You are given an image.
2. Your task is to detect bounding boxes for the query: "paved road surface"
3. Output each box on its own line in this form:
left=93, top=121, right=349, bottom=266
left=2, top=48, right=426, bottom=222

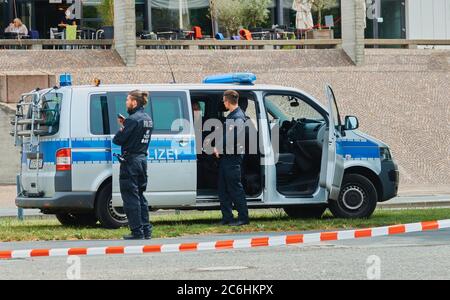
left=1, top=229, right=449, bottom=280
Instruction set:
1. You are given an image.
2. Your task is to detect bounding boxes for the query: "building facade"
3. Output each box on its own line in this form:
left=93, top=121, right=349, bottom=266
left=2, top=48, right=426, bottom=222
left=1, top=0, right=341, bottom=38
left=2, top=0, right=449, bottom=40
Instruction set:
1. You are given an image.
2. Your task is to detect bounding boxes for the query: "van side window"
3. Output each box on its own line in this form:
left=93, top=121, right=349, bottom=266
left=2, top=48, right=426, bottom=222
left=150, top=92, right=188, bottom=134
left=106, top=91, right=189, bottom=135
left=90, top=94, right=110, bottom=135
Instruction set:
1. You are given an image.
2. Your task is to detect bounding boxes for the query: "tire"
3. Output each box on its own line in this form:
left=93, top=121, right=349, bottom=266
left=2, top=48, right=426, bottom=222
left=329, top=174, right=378, bottom=219
left=284, top=205, right=327, bottom=219
left=95, top=182, right=128, bottom=229
left=56, top=213, right=98, bottom=227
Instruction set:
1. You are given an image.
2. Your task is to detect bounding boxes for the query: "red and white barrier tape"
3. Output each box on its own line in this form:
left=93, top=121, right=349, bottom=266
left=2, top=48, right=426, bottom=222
left=1, top=219, right=449, bottom=260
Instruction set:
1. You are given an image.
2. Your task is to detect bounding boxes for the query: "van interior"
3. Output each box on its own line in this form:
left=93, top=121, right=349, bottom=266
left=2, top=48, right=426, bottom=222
left=190, top=91, right=263, bottom=199
left=190, top=91, right=327, bottom=199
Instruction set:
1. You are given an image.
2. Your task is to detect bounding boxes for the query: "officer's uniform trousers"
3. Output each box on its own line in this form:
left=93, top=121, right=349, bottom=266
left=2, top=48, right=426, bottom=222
left=119, top=154, right=152, bottom=235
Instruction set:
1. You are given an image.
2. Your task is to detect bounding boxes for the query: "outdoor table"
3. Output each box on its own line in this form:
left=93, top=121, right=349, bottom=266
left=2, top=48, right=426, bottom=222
left=157, top=31, right=176, bottom=40
left=250, top=31, right=271, bottom=40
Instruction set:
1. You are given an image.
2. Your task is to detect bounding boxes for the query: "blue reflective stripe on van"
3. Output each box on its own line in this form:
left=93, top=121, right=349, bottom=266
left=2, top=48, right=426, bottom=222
left=39, top=139, right=70, bottom=163
left=112, top=139, right=196, bottom=163
left=337, top=139, right=380, bottom=160
left=38, top=138, right=196, bottom=164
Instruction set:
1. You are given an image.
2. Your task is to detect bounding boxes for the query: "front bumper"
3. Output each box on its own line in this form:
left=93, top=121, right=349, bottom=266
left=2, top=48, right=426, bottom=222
left=379, top=160, right=400, bottom=202
left=16, top=192, right=96, bottom=213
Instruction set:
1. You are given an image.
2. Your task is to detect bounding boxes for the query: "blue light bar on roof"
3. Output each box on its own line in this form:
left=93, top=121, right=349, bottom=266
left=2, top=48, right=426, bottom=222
left=203, top=73, right=257, bottom=85
left=59, top=73, right=72, bottom=87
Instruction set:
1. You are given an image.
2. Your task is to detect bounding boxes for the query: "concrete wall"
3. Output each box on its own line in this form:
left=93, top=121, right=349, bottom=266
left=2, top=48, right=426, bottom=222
left=114, top=0, right=137, bottom=66
left=0, top=72, right=56, bottom=104
left=406, top=0, right=450, bottom=39
left=341, top=0, right=366, bottom=65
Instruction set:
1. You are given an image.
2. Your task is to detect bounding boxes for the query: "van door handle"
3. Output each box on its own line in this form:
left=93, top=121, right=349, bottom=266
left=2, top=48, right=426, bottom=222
left=178, top=140, right=189, bottom=147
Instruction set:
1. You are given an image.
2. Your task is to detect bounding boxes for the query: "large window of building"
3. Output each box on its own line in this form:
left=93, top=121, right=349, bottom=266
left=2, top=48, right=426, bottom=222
left=149, top=0, right=211, bottom=34
left=0, top=0, right=7, bottom=33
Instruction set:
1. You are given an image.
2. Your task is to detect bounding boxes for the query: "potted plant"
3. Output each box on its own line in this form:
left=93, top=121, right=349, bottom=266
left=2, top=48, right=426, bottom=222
left=100, top=0, right=114, bottom=39
left=306, top=0, right=337, bottom=40
left=210, top=0, right=271, bottom=38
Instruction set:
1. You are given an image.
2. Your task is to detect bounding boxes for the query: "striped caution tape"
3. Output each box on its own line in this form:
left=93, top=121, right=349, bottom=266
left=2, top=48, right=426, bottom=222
left=1, top=219, right=449, bottom=260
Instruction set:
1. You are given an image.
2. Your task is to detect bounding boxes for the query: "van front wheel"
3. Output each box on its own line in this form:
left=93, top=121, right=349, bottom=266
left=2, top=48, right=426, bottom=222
left=95, top=182, right=128, bottom=229
left=329, top=174, right=378, bottom=219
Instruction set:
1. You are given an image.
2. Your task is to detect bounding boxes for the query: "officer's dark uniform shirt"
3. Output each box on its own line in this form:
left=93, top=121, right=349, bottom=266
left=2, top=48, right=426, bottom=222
left=222, top=107, right=247, bottom=156
left=113, top=106, right=153, bottom=155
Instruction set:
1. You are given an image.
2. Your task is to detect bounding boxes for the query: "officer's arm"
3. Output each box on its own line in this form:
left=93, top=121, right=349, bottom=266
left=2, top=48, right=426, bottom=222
left=113, top=118, right=138, bottom=146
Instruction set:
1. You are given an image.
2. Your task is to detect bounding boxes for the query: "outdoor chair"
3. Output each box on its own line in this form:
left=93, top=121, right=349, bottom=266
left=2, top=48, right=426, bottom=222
left=239, top=29, right=253, bottom=41
left=96, top=29, right=105, bottom=40
left=30, top=30, right=39, bottom=40
left=191, top=26, right=203, bottom=40
left=215, top=33, right=225, bottom=40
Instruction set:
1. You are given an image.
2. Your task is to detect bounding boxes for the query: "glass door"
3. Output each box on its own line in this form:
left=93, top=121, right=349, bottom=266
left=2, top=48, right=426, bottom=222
left=365, top=0, right=406, bottom=40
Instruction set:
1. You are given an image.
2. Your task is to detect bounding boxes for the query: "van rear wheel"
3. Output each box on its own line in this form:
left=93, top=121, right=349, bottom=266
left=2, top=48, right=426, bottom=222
left=328, top=174, right=378, bottom=219
left=56, top=213, right=98, bottom=227
left=95, top=182, right=128, bottom=229
left=284, top=205, right=327, bottom=219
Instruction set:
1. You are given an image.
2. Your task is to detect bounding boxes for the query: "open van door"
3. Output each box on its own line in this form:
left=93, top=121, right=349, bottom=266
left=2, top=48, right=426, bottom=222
left=110, top=91, right=197, bottom=209
left=320, top=85, right=345, bottom=201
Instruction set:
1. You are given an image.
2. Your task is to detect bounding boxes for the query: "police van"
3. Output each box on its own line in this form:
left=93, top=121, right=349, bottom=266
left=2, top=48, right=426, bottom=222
left=11, top=73, right=399, bottom=228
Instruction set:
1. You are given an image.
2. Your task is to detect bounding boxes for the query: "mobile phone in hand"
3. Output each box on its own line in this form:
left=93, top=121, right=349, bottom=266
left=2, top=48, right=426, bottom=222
left=117, top=114, right=126, bottom=121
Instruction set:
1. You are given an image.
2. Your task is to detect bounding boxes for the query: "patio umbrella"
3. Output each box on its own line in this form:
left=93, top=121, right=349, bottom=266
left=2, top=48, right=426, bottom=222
left=292, top=0, right=314, bottom=30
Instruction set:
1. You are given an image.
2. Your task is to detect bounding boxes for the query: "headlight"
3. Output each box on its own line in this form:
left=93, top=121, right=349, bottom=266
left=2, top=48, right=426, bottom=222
left=380, top=148, right=393, bottom=161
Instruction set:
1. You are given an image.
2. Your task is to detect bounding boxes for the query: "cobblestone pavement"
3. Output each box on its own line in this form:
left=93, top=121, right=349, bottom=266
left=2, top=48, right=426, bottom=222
left=0, top=49, right=449, bottom=186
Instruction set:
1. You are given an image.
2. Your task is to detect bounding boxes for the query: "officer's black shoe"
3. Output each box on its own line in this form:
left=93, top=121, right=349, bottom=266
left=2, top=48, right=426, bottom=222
left=144, top=233, right=152, bottom=240
left=219, top=220, right=233, bottom=226
left=229, top=220, right=250, bottom=227
left=123, top=234, right=144, bottom=240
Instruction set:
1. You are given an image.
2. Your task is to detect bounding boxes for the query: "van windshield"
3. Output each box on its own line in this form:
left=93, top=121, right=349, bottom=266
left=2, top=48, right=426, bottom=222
left=264, top=94, right=325, bottom=123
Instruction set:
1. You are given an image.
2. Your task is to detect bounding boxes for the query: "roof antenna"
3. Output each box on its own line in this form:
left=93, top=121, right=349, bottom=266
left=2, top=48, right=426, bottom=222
left=162, top=41, right=177, bottom=84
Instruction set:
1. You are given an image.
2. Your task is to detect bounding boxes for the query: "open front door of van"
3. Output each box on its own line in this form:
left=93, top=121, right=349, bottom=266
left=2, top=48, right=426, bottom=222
left=320, top=85, right=345, bottom=201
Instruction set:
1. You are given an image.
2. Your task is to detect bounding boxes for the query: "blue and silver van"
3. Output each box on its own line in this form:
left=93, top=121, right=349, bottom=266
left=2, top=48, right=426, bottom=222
left=12, top=73, right=399, bottom=228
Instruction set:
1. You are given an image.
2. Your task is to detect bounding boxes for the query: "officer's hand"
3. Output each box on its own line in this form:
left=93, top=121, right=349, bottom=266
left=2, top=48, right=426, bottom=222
left=213, top=147, right=220, bottom=159
left=117, top=118, right=125, bottom=127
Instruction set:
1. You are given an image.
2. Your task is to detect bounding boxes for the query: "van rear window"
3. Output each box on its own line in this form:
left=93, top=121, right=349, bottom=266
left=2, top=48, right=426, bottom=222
left=89, top=91, right=188, bottom=136
left=39, top=92, right=63, bottom=136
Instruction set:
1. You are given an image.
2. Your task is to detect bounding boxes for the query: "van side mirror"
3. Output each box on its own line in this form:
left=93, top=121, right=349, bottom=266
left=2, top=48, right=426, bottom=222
left=344, top=116, right=359, bottom=131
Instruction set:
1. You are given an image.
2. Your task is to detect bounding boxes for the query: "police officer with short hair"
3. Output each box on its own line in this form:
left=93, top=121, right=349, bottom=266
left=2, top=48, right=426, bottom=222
left=113, top=90, right=154, bottom=240
left=214, top=90, right=250, bottom=226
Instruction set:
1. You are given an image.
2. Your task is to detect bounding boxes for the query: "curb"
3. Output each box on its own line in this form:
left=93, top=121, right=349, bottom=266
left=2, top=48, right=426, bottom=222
left=1, top=219, right=449, bottom=260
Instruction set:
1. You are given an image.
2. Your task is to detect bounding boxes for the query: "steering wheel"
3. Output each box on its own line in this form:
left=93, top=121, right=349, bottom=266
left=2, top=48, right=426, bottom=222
left=287, top=120, right=304, bottom=143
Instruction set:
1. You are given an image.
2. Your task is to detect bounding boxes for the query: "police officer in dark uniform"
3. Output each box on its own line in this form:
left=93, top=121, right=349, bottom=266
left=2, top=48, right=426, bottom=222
left=113, top=90, right=154, bottom=240
left=214, top=90, right=250, bottom=226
